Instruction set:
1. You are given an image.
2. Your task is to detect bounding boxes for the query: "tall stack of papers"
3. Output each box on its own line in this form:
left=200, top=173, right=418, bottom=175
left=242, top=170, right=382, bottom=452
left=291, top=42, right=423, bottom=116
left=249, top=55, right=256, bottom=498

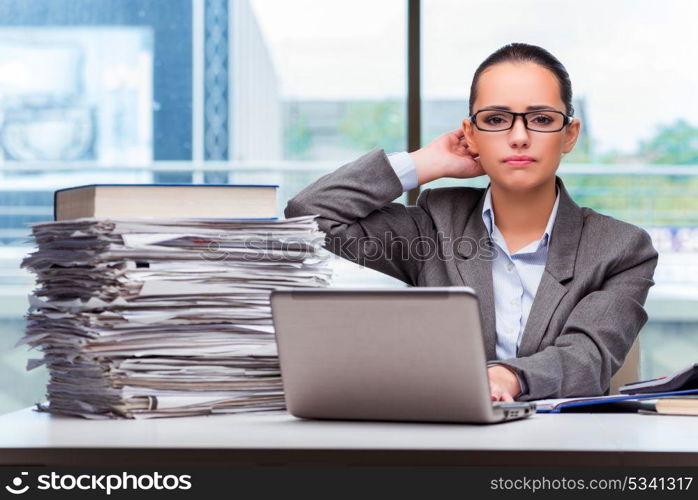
left=19, top=215, right=332, bottom=419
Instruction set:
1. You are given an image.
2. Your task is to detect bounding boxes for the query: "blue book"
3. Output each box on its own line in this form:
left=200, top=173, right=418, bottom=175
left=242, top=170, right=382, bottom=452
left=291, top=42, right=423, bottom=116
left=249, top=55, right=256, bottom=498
left=54, top=183, right=279, bottom=221
left=534, top=388, right=698, bottom=413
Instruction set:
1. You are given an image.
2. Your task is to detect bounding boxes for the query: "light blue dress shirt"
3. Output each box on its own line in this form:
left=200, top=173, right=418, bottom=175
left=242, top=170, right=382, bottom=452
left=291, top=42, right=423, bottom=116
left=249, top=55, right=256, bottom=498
left=387, top=151, right=420, bottom=191
left=482, top=187, right=560, bottom=361
left=387, top=152, right=560, bottom=396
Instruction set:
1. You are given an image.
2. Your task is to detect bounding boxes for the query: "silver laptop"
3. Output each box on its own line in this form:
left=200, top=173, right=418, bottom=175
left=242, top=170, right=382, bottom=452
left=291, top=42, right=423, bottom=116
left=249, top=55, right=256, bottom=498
left=270, top=286, right=534, bottom=424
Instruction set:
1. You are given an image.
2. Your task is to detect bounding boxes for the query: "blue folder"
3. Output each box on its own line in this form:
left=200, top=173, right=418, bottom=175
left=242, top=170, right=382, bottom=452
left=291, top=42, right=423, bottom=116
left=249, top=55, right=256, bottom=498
left=535, top=388, right=698, bottom=413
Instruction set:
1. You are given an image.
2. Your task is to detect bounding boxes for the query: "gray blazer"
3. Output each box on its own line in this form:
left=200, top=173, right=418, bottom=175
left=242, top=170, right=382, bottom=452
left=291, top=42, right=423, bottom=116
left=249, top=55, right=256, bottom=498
left=284, top=148, right=659, bottom=401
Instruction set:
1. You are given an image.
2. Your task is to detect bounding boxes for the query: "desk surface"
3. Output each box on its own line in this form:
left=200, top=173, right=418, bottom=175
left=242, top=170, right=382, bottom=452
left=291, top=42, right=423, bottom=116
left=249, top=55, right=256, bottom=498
left=1, top=408, right=696, bottom=466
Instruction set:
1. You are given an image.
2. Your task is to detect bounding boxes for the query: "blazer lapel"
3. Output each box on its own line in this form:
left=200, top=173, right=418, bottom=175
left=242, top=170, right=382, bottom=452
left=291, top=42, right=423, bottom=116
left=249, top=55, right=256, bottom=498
left=517, top=177, right=584, bottom=357
left=454, top=189, right=498, bottom=360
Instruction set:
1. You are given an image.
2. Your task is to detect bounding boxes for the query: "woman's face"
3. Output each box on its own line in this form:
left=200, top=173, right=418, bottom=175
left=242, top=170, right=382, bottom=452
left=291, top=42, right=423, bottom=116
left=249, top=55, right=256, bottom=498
left=463, top=61, right=581, bottom=192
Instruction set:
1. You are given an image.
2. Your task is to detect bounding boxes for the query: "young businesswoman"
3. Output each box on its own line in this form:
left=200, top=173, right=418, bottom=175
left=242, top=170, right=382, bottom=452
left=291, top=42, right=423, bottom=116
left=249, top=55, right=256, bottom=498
left=285, top=43, right=658, bottom=403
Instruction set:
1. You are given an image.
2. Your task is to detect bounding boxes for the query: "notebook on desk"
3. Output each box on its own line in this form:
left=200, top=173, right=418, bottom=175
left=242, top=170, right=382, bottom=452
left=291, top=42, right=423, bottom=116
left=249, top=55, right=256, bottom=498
left=533, top=388, right=698, bottom=413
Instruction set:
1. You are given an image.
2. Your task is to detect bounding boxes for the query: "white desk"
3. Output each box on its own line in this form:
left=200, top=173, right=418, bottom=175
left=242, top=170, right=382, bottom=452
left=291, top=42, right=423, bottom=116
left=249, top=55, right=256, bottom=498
left=1, top=408, right=696, bottom=466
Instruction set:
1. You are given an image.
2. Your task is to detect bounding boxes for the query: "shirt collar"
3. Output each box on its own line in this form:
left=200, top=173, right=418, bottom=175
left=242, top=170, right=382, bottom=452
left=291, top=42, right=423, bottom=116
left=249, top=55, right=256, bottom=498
left=481, top=185, right=560, bottom=251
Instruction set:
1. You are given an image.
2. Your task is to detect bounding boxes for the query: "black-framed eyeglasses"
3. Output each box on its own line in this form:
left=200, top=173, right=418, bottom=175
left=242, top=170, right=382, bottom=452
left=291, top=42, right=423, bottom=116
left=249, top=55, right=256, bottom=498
left=469, top=109, right=573, bottom=133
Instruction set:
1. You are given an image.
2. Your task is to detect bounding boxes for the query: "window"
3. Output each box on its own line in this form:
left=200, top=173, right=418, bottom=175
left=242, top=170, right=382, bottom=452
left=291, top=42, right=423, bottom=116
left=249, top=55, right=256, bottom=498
left=1, top=0, right=194, bottom=416
left=248, top=0, right=408, bottom=288
left=0, top=0, right=407, bottom=415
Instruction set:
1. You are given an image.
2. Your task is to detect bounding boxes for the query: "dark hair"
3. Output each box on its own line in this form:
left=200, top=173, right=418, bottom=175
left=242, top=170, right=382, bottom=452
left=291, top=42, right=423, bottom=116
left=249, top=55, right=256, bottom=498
left=468, top=43, right=574, bottom=117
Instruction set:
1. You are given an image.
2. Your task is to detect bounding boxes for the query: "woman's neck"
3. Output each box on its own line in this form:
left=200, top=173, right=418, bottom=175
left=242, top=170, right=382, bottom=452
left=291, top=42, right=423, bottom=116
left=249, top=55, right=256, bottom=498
left=489, top=178, right=558, bottom=253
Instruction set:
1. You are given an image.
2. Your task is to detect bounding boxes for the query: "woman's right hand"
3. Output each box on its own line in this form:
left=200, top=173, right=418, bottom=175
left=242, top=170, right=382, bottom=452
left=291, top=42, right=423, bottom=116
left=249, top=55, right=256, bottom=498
left=409, top=129, right=485, bottom=186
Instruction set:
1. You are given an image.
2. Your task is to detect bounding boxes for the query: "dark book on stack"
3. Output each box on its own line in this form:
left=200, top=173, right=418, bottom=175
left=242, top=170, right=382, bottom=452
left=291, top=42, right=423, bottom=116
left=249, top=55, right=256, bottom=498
left=54, top=183, right=279, bottom=220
